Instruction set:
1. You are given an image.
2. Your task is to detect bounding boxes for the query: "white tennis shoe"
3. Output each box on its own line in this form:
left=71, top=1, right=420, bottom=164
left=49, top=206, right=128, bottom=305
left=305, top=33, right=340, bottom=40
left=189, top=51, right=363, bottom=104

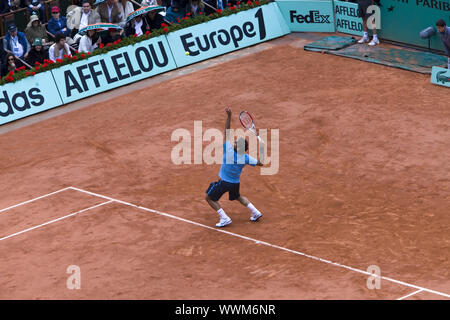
left=358, top=36, right=369, bottom=44
left=250, top=211, right=262, bottom=222
left=216, top=217, right=232, bottom=228
left=368, top=38, right=380, bottom=46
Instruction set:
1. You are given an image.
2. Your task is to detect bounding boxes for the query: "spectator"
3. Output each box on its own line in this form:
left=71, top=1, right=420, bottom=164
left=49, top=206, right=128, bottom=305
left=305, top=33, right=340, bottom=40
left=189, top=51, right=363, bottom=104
left=96, top=0, right=122, bottom=24
left=101, top=27, right=123, bottom=45
left=436, top=19, right=450, bottom=70
left=146, top=8, right=165, bottom=32
left=47, top=6, right=72, bottom=41
left=203, top=0, right=219, bottom=15
left=186, top=0, right=204, bottom=16
left=118, top=0, right=135, bottom=28
left=3, top=24, right=30, bottom=60
left=48, top=33, right=71, bottom=61
left=26, top=0, right=46, bottom=23
left=357, top=0, right=379, bottom=46
left=165, top=0, right=186, bottom=24
left=78, top=29, right=101, bottom=53
left=26, top=38, right=48, bottom=65
left=1, top=53, right=24, bottom=77
left=25, top=15, right=49, bottom=48
left=67, top=0, right=101, bottom=38
left=125, top=14, right=149, bottom=37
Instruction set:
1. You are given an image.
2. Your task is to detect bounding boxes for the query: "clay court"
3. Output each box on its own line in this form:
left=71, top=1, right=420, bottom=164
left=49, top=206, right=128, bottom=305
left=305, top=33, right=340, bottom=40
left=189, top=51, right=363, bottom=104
left=0, top=33, right=449, bottom=300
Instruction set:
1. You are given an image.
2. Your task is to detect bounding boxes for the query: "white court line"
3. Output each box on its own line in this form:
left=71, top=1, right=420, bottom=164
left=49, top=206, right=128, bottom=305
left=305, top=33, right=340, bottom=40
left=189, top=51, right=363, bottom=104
left=0, top=200, right=113, bottom=241
left=397, top=289, right=424, bottom=300
left=69, top=186, right=450, bottom=299
left=0, top=187, right=72, bottom=214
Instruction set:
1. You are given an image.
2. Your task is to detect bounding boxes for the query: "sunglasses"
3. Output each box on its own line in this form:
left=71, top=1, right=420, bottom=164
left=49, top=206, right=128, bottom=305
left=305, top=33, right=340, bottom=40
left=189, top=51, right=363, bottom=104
left=8, top=58, right=15, bottom=61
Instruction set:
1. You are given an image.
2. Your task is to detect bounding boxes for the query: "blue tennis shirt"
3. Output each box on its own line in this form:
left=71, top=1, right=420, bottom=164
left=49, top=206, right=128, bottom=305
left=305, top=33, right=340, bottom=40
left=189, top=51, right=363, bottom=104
left=218, top=141, right=258, bottom=183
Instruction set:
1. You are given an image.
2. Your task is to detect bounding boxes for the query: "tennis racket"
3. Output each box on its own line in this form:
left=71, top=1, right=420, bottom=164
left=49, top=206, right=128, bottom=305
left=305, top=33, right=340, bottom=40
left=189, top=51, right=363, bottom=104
left=239, top=110, right=263, bottom=144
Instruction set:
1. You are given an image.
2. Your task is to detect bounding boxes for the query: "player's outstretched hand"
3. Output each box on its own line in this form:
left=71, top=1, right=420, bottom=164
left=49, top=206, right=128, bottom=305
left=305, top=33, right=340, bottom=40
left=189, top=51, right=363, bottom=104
left=225, top=107, right=232, bottom=116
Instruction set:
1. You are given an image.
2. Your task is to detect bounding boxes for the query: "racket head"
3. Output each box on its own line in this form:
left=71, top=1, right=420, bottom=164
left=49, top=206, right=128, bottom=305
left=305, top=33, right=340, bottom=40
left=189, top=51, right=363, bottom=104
left=239, top=110, right=255, bottom=130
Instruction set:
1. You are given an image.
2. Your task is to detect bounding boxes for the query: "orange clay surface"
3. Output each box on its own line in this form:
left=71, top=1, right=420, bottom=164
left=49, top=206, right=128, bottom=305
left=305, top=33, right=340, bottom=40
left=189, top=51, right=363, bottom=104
left=0, top=36, right=449, bottom=299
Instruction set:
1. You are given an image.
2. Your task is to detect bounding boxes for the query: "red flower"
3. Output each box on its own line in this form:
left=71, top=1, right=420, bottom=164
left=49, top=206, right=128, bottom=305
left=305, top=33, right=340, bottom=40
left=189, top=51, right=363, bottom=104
left=161, top=23, right=168, bottom=27
left=6, top=76, right=13, bottom=82
left=133, top=33, right=137, bottom=38
left=255, top=0, right=259, bottom=4
left=63, top=54, right=68, bottom=58
left=99, top=43, right=104, bottom=49
left=26, top=71, right=30, bottom=76
left=75, top=50, right=78, bottom=54
left=72, top=55, right=77, bottom=60
left=237, top=1, right=241, bottom=4
left=227, top=2, right=231, bottom=6
left=31, top=72, right=35, bottom=76
left=182, top=17, right=188, bottom=20
left=199, top=12, right=203, bottom=15
left=56, top=58, right=63, bottom=63
left=81, top=53, right=85, bottom=58
left=88, top=51, right=91, bottom=55
left=163, top=27, right=168, bottom=33
left=186, top=12, right=191, bottom=16
left=107, top=42, right=112, bottom=46
left=216, top=9, right=222, bottom=14
left=35, top=66, right=40, bottom=70
left=19, top=66, right=26, bottom=70
left=230, top=5, right=236, bottom=10
left=8, top=70, right=14, bottom=76
left=247, top=0, right=252, bottom=5
left=42, top=63, right=48, bottom=68
left=145, top=30, right=150, bottom=35
left=35, top=61, right=41, bottom=66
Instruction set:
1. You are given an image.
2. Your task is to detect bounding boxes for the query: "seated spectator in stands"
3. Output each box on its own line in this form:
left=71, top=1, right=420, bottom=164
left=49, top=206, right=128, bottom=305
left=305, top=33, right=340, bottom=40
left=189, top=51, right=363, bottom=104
left=49, top=33, right=71, bottom=61
left=47, top=6, right=72, bottom=41
left=436, top=19, right=450, bottom=70
left=67, top=0, right=101, bottom=38
left=118, top=0, right=135, bottom=28
left=26, top=0, right=46, bottom=23
left=186, top=0, right=204, bottom=16
left=26, top=38, right=48, bottom=65
left=79, top=29, right=101, bottom=53
left=165, top=0, right=186, bottom=24
left=25, top=15, right=50, bottom=48
left=101, top=27, right=123, bottom=45
left=1, top=53, right=24, bottom=77
left=125, top=14, right=149, bottom=37
left=96, top=0, right=122, bottom=24
left=3, top=24, right=30, bottom=60
left=146, top=9, right=165, bottom=32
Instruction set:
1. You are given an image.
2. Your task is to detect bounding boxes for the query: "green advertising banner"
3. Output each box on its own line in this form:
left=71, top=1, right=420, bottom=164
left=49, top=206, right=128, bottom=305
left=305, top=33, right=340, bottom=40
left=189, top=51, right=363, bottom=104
left=52, top=36, right=177, bottom=104
left=377, top=0, right=448, bottom=52
left=276, top=0, right=335, bottom=32
left=430, top=66, right=450, bottom=87
left=334, top=0, right=448, bottom=52
left=334, top=0, right=363, bottom=36
left=167, top=2, right=290, bottom=68
left=0, top=71, right=63, bottom=125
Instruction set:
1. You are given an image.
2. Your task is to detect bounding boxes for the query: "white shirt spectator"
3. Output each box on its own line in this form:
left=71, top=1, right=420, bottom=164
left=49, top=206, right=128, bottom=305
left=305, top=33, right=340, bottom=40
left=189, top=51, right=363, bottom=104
left=78, top=34, right=99, bottom=53
left=80, top=11, right=90, bottom=30
left=49, top=42, right=71, bottom=61
left=134, top=19, right=143, bottom=36
left=11, top=36, right=24, bottom=58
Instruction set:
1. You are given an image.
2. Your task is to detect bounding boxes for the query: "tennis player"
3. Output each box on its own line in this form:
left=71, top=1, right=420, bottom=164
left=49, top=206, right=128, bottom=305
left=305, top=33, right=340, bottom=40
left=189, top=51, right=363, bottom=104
left=205, top=107, right=264, bottom=227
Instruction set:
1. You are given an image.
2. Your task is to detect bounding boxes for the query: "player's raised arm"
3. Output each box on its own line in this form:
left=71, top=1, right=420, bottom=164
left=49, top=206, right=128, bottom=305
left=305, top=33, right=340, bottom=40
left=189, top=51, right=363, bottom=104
left=224, top=107, right=232, bottom=140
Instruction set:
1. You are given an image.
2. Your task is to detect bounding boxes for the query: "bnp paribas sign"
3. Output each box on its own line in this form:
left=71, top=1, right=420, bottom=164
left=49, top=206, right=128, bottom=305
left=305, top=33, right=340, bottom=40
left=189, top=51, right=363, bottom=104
left=275, top=0, right=335, bottom=32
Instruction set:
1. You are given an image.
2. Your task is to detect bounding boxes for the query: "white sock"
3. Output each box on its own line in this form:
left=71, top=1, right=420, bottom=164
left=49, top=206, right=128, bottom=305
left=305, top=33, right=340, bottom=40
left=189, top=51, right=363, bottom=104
left=373, top=34, right=378, bottom=40
left=247, top=203, right=260, bottom=214
left=363, top=32, right=368, bottom=38
left=217, top=208, right=229, bottom=220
